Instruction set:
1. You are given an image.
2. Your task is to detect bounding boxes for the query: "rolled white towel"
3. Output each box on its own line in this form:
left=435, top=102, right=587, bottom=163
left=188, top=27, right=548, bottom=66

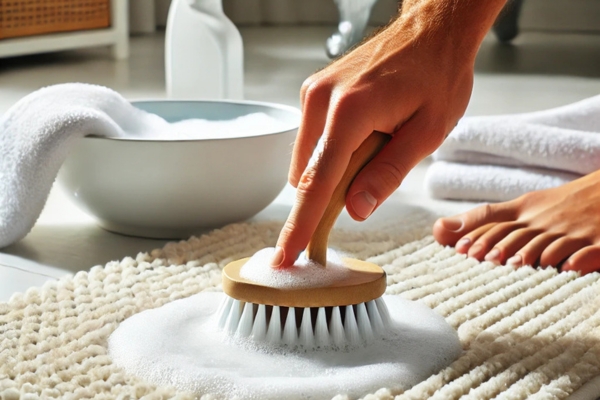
left=425, top=161, right=578, bottom=202
left=0, top=83, right=170, bottom=248
left=435, top=119, right=600, bottom=176
left=427, top=95, right=600, bottom=201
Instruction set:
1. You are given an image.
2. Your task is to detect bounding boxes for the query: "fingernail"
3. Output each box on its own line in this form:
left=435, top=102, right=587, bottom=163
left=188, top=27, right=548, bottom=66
left=456, top=238, right=471, bottom=251
left=506, top=254, right=522, bottom=267
left=271, top=246, right=285, bottom=268
left=485, top=248, right=501, bottom=263
left=441, top=217, right=464, bottom=232
left=351, top=191, right=377, bottom=219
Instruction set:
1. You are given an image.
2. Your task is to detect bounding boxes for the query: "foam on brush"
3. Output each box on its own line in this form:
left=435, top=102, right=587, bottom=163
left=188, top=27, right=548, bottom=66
left=239, top=247, right=349, bottom=289
left=108, top=292, right=462, bottom=399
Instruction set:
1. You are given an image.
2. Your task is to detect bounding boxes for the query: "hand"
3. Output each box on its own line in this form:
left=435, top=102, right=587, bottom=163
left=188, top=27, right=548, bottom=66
left=271, top=0, right=507, bottom=268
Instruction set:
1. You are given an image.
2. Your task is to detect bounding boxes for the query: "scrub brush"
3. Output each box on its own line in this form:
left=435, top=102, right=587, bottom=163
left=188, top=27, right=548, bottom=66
left=219, top=131, right=391, bottom=349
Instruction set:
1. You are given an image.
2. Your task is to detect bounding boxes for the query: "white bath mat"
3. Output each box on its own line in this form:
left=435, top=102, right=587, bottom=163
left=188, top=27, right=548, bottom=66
left=1, top=206, right=599, bottom=399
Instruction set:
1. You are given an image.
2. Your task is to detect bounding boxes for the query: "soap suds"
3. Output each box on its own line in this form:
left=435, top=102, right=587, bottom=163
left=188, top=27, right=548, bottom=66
left=239, top=247, right=349, bottom=289
left=108, top=292, right=462, bottom=399
left=170, top=113, right=291, bottom=139
left=124, top=112, right=293, bottom=140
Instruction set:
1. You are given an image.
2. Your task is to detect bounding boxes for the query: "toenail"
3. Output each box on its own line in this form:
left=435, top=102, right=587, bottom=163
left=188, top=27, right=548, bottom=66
left=442, top=217, right=463, bottom=232
left=561, top=261, right=574, bottom=272
left=456, top=238, right=471, bottom=250
left=469, top=244, right=483, bottom=257
left=507, top=254, right=522, bottom=267
left=485, top=248, right=501, bottom=263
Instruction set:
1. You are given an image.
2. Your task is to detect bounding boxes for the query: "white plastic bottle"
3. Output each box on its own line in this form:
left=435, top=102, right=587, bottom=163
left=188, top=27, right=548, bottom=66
left=165, top=0, right=244, bottom=100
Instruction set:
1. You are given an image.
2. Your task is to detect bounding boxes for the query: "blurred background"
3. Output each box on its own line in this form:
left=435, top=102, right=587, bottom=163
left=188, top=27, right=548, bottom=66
left=2, top=0, right=600, bottom=114
left=1, top=0, right=600, bottom=299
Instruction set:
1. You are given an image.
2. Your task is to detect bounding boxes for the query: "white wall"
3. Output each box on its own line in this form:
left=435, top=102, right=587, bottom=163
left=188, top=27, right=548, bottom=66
left=154, top=0, right=172, bottom=27
left=146, top=0, right=600, bottom=33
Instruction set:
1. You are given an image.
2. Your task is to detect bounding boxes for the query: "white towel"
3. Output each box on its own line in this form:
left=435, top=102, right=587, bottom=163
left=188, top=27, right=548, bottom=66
left=425, top=95, right=600, bottom=202
left=0, top=83, right=170, bottom=248
left=426, top=161, right=578, bottom=202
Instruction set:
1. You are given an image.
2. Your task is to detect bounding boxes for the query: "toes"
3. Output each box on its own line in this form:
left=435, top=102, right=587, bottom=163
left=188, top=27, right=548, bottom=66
left=455, top=223, right=495, bottom=254
left=466, top=221, right=525, bottom=261
left=505, top=232, right=562, bottom=267
left=433, top=201, right=518, bottom=247
left=540, top=237, right=591, bottom=268
left=563, top=245, right=600, bottom=274
left=482, top=228, right=543, bottom=265
left=433, top=217, right=464, bottom=246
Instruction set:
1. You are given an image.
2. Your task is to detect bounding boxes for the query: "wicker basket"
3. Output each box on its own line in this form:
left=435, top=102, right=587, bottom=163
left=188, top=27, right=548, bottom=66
left=0, top=0, right=111, bottom=40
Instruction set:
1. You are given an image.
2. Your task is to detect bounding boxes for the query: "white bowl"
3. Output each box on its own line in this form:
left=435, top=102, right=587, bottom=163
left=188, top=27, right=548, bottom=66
left=57, top=100, right=300, bottom=239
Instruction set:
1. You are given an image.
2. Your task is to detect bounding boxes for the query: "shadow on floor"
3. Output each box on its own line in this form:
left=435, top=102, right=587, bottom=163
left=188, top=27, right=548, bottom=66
left=1, top=223, right=172, bottom=275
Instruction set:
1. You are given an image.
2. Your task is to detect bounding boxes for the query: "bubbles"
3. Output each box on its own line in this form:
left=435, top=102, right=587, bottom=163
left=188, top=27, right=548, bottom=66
left=108, top=292, right=462, bottom=399
left=239, top=248, right=350, bottom=289
left=172, top=113, right=291, bottom=139
left=127, top=112, right=292, bottom=140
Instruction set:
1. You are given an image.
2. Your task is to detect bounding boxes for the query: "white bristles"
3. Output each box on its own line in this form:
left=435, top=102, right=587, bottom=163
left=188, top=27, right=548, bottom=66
left=299, top=308, right=314, bottom=348
left=315, top=307, right=331, bottom=348
left=375, top=298, right=392, bottom=330
left=251, top=305, right=267, bottom=340
left=282, top=308, right=298, bottom=345
left=344, top=306, right=361, bottom=346
left=236, top=302, right=254, bottom=337
left=367, top=300, right=385, bottom=336
left=218, top=296, right=392, bottom=350
left=224, top=299, right=242, bottom=334
left=217, top=296, right=234, bottom=330
left=266, top=306, right=282, bottom=344
left=356, top=302, right=374, bottom=344
left=330, top=307, right=346, bottom=347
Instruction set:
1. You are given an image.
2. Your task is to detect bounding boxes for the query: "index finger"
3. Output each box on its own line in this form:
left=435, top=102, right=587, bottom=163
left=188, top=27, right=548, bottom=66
left=272, top=113, right=370, bottom=268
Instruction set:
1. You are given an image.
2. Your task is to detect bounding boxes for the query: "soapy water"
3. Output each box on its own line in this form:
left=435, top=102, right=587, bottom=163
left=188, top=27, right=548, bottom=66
left=127, top=112, right=292, bottom=140
left=171, top=113, right=292, bottom=139
left=108, top=292, right=462, bottom=399
left=239, top=247, right=350, bottom=289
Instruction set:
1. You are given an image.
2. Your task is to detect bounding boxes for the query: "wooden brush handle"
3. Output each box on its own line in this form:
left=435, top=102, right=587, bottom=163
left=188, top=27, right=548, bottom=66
left=305, top=131, right=391, bottom=267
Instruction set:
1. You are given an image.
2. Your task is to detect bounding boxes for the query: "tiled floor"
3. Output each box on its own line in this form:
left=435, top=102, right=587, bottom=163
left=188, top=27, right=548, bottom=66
left=1, top=26, right=600, bottom=302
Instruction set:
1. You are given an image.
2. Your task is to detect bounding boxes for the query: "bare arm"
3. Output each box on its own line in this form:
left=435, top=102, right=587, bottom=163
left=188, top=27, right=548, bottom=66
left=272, top=0, right=508, bottom=268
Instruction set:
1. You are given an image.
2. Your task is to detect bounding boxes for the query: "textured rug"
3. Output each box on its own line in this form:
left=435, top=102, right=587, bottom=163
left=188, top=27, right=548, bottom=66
left=1, top=207, right=600, bottom=399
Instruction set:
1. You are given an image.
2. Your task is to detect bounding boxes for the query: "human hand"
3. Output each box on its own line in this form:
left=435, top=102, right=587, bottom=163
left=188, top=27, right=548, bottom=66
left=271, top=0, right=507, bottom=268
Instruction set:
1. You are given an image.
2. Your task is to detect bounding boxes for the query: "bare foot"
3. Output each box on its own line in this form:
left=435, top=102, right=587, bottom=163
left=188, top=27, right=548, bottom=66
left=433, top=170, right=600, bottom=274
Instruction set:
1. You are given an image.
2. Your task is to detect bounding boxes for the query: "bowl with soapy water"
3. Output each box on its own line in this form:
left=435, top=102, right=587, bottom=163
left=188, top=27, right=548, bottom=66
left=57, top=100, right=300, bottom=239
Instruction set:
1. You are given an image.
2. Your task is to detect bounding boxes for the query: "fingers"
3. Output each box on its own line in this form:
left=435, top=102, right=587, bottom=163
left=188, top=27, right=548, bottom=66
left=289, top=79, right=331, bottom=187
left=346, top=113, right=444, bottom=221
left=274, top=110, right=369, bottom=268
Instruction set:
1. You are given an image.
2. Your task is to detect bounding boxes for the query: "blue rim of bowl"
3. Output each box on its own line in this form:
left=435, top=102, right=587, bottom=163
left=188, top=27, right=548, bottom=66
left=84, top=99, right=301, bottom=143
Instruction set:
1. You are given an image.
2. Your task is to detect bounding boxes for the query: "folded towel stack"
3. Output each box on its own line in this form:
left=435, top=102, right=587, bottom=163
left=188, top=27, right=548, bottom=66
left=0, top=83, right=170, bottom=248
left=425, top=95, right=600, bottom=202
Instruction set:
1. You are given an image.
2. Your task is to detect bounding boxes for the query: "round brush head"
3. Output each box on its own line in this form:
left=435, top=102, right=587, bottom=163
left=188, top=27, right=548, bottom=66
left=221, top=257, right=386, bottom=308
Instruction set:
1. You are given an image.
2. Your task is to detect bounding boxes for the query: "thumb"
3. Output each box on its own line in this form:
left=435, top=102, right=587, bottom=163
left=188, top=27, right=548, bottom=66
left=346, top=113, right=445, bottom=220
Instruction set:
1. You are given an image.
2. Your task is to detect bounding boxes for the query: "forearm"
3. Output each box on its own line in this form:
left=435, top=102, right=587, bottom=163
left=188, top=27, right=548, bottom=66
left=385, top=0, right=508, bottom=62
